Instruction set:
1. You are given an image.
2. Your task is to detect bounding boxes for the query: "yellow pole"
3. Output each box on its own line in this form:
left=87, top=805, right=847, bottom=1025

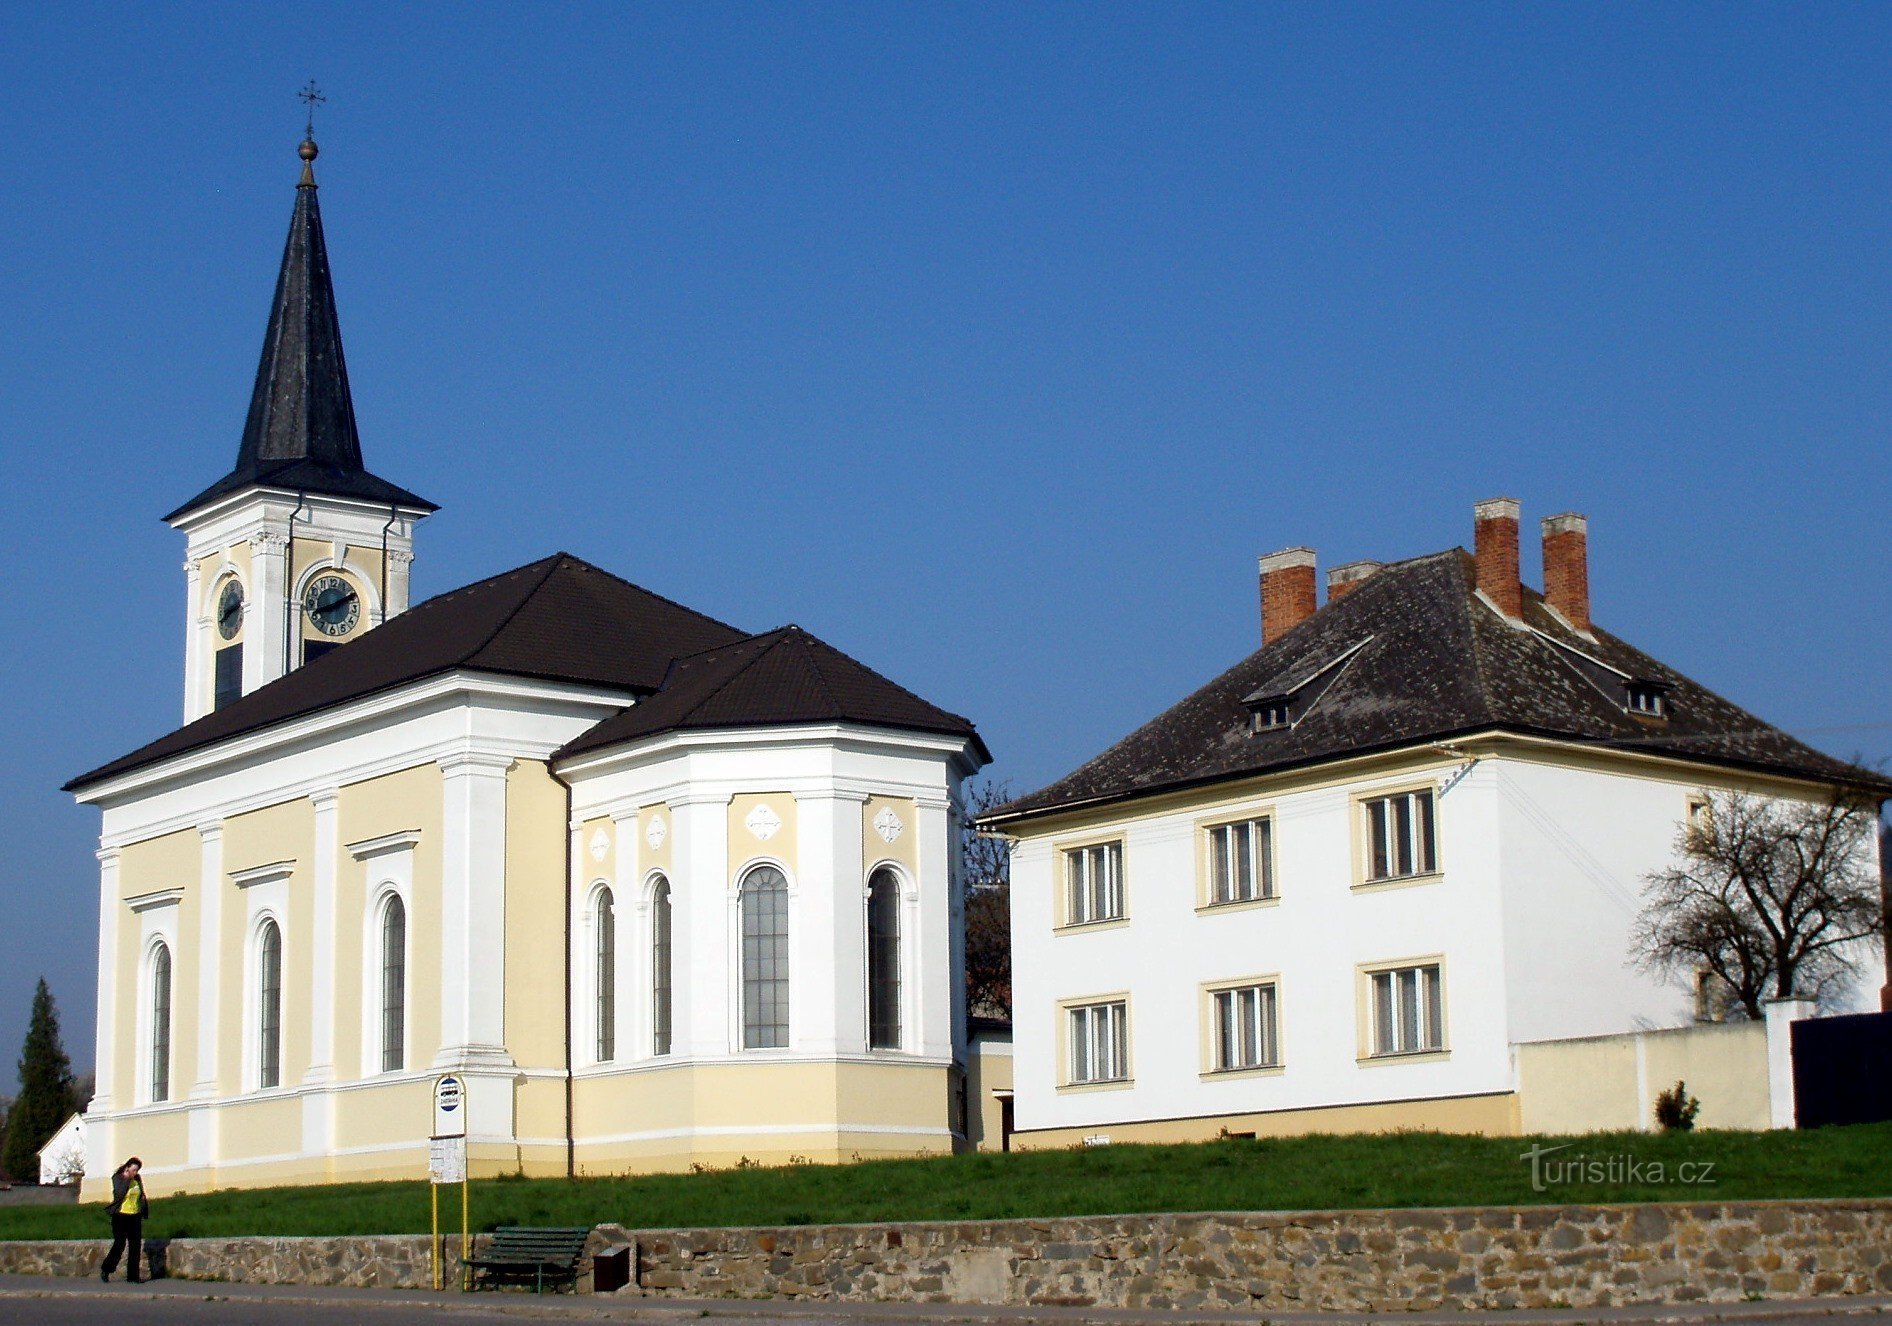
left=431, top=1178, right=441, bottom=1291
left=460, top=1165, right=470, bottom=1290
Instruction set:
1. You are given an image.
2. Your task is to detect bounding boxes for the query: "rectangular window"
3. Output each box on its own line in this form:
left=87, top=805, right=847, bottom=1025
left=1364, top=789, right=1436, bottom=881
left=1067, top=1000, right=1129, bottom=1084
left=1207, top=818, right=1274, bottom=904
left=214, top=644, right=243, bottom=711
left=1368, top=963, right=1444, bottom=1056
left=1212, top=983, right=1280, bottom=1071
left=1064, top=842, right=1124, bottom=925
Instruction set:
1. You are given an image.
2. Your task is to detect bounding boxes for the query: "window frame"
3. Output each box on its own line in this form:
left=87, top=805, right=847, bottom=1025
left=1353, top=783, right=1442, bottom=888
left=737, top=862, right=791, bottom=1051
left=1057, top=837, right=1126, bottom=929
left=379, top=892, right=407, bottom=1074
left=1058, top=994, right=1132, bottom=1090
left=865, top=866, right=904, bottom=1052
left=147, top=940, right=173, bottom=1104
left=589, top=884, right=615, bottom=1063
left=256, top=916, right=284, bottom=1091
left=1357, top=957, right=1448, bottom=1062
left=1201, top=975, right=1283, bottom=1077
left=1197, top=809, right=1278, bottom=910
left=648, top=872, right=674, bottom=1057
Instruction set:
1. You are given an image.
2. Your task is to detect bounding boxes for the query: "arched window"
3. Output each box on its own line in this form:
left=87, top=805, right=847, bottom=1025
left=381, top=895, right=406, bottom=1073
left=258, top=919, right=282, bottom=1089
left=594, top=887, right=616, bottom=1062
left=650, top=877, right=673, bottom=1057
left=739, top=865, right=789, bottom=1049
left=867, top=869, right=902, bottom=1050
left=149, top=943, right=172, bottom=1103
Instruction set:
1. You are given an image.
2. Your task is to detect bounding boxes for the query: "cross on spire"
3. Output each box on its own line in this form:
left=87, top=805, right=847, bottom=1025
left=298, top=79, right=326, bottom=140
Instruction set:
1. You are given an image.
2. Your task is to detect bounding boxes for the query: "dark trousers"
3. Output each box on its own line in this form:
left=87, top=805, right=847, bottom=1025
left=102, top=1214, right=143, bottom=1280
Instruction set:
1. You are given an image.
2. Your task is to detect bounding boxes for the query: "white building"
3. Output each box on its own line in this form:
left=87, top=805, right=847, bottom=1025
left=65, top=137, right=989, bottom=1196
left=982, top=500, right=1887, bottom=1146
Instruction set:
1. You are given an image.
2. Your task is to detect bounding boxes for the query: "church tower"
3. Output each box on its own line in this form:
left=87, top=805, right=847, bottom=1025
left=168, top=134, right=436, bottom=723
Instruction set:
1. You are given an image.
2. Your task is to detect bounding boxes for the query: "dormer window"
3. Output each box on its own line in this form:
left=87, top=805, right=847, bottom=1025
left=1625, top=681, right=1667, bottom=717
left=1250, top=699, right=1291, bottom=732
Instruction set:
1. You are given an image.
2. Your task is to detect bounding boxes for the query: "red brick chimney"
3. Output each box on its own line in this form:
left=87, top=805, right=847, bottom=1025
left=1258, top=547, right=1317, bottom=644
left=1326, top=560, right=1382, bottom=601
left=1540, top=512, right=1590, bottom=632
left=1473, top=497, right=1522, bottom=619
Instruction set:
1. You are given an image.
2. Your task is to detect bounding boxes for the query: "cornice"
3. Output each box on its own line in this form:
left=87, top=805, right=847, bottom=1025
left=345, top=829, right=422, bottom=860
left=126, top=888, right=184, bottom=913
left=229, top=860, right=296, bottom=889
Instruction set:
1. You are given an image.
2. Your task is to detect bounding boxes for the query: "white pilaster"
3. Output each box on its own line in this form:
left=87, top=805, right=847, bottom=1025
left=182, top=559, right=205, bottom=723
left=677, top=796, right=726, bottom=1057
left=90, top=849, right=121, bottom=1113
left=435, top=751, right=514, bottom=1068
left=387, top=546, right=414, bottom=617
left=247, top=530, right=290, bottom=693
left=915, top=796, right=955, bottom=1060
left=190, top=822, right=224, bottom=1099
left=304, top=790, right=340, bottom=1084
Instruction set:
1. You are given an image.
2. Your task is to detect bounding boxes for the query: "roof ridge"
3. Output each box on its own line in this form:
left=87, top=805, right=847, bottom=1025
left=662, top=633, right=782, bottom=725
left=457, top=555, right=572, bottom=665
left=783, top=628, right=844, bottom=715
left=784, top=623, right=978, bottom=729
left=545, top=551, right=746, bottom=639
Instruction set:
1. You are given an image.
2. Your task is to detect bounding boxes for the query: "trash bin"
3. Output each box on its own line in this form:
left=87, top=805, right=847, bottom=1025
left=593, top=1244, right=632, bottom=1294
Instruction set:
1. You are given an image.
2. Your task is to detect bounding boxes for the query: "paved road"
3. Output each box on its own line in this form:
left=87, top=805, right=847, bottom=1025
left=1, top=1277, right=1888, bottom=1326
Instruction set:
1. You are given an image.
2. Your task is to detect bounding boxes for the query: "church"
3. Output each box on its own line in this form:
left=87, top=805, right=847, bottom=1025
left=66, top=135, right=992, bottom=1196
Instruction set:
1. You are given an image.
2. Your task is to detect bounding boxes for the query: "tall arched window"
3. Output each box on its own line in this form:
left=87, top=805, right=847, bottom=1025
left=258, top=919, right=283, bottom=1089
left=650, top=876, right=673, bottom=1057
left=739, top=865, right=789, bottom=1049
left=867, top=869, right=902, bottom=1050
left=149, top=942, right=172, bottom=1103
left=381, top=895, right=406, bottom=1073
left=594, top=887, right=616, bottom=1062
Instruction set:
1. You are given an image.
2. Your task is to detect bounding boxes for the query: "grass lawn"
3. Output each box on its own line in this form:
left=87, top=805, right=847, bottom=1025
left=3, top=1123, right=1887, bottom=1242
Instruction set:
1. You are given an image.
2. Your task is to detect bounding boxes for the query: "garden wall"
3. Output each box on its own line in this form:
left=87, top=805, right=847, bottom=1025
left=0, top=1199, right=1886, bottom=1310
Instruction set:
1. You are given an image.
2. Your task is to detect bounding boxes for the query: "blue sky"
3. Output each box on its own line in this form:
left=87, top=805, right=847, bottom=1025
left=1, top=3, right=1888, bottom=1076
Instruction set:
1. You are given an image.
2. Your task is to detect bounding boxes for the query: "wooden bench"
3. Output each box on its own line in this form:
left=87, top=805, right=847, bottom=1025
left=463, top=1226, right=593, bottom=1294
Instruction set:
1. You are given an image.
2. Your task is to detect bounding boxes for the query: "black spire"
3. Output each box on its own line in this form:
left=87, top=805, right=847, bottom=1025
left=166, top=137, right=436, bottom=523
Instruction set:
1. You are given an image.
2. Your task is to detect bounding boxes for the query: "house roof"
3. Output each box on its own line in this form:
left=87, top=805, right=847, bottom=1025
left=66, top=553, right=745, bottom=791
left=987, top=548, right=1891, bottom=825
left=165, top=142, right=434, bottom=523
left=553, top=624, right=989, bottom=764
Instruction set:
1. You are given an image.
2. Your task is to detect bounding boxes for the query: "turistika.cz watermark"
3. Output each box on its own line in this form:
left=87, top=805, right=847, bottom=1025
left=1520, top=1143, right=1718, bottom=1193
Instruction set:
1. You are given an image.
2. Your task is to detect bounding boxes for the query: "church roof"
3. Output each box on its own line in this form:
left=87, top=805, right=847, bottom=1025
left=164, top=141, right=435, bottom=523
left=986, top=548, right=1890, bottom=826
left=553, top=624, right=989, bottom=764
left=66, top=553, right=744, bottom=790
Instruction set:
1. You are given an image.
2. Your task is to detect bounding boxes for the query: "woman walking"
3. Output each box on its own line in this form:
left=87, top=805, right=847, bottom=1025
left=100, top=1156, right=151, bottom=1283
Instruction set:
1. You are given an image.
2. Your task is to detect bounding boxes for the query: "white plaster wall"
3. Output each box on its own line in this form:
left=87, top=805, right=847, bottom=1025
left=1011, top=758, right=1516, bottom=1135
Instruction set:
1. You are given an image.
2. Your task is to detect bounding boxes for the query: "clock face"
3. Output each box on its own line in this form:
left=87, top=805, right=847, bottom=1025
left=302, top=574, right=361, bottom=638
left=216, top=579, right=244, bottom=640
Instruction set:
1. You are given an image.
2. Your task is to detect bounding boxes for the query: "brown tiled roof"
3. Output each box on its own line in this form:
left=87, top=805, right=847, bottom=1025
left=553, top=625, right=989, bottom=764
left=67, top=554, right=744, bottom=790
left=987, top=549, right=1891, bottom=825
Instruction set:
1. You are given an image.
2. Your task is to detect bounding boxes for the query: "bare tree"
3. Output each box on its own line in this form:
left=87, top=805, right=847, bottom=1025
left=960, top=779, right=1013, bottom=1019
left=1632, top=789, right=1884, bottom=1020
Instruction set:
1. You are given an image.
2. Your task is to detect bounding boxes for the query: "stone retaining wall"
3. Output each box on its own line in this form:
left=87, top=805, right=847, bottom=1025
left=627, top=1201, right=1892, bottom=1312
left=0, top=1233, right=475, bottom=1290
left=0, top=1201, right=1886, bottom=1309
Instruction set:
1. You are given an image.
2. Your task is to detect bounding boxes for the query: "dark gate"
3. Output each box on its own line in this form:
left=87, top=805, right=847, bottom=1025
left=1791, top=1009, right=1892, bottom=1128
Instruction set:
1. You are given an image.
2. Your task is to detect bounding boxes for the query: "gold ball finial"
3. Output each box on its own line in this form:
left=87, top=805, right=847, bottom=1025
left=299, top=137, right=319, bottom=163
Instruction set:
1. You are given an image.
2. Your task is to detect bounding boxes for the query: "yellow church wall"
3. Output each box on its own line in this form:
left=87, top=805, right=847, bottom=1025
left=337, top=765, right=444, bottom=1075
left=570, top=1059, right=953, bottom=1172
left=214, top=1093, right=303, bottom=1162
left=114, top=828, right=203, bottom=1105
left=639, top=803, right=672, bottom=879
left=862, top=795, right=919, bottom=872
left=727, top=792, right=798, bottom=881
left=505, top=761, right=570, bottom=1071
left=219, top=798, right=315, bottom=1092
